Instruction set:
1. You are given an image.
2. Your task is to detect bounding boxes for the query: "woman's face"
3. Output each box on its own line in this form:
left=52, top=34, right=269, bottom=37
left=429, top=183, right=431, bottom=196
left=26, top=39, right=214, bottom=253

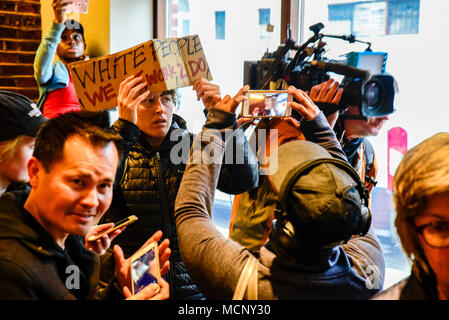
left=415, top=192, right=449, bottom=294
left=57, top=29, right=85, bottom=62
left=0, top=136, right=35, bottom=184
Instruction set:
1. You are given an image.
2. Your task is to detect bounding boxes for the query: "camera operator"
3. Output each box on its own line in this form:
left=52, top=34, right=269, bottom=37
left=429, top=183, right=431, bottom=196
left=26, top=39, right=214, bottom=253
left=175, top=85, right=384, bottom=299
left=333, top=104, right=392, bottom=198
left=229, top=79, right=344, bottom=254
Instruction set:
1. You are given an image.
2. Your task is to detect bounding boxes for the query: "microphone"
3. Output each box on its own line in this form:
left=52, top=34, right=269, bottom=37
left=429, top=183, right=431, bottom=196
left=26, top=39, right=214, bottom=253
left=310, top=60, right=371, bottom=81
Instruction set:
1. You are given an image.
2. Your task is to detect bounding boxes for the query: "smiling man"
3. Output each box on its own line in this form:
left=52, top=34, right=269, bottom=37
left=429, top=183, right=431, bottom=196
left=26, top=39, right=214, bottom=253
left=0, top=111, right=170, bottom=300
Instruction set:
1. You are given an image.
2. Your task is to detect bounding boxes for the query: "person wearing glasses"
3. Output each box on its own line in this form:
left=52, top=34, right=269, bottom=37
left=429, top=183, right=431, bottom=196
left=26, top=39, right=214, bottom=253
left=373, top=132, right=449, bottom=300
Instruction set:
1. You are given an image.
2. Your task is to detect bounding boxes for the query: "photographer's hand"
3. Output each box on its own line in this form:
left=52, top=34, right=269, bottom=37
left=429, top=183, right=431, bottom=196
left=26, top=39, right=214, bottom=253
left=123, top=277, right=170, bottom=300
left=113, top=231, right=171, bottom=296
left=287, top=86, right=321, bottom=121
left=193, top=78, right=222, bottom=110
left=307, top=79, right=343, bottom=127
left=52, top=0, right=74, bottom=24
left=308, top=79, right=343, bottom=105
left=213, top=85, right=249, bottom=114
left=85, top=223, right=125, bottom=255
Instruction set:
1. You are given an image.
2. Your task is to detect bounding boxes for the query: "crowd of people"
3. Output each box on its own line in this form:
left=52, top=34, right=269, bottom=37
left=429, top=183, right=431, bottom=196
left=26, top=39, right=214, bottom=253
left=0, top=0, right=448, bottom=301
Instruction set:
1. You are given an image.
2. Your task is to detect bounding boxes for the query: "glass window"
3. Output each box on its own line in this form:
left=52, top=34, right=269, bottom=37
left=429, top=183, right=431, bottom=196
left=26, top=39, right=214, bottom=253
left=328, top=0, right=420, bottom=36
left=215, top=11, right=226, bottom=40
left=259, top=8, right=272, bottom=39
left=166, top=0, right=282, bottom=229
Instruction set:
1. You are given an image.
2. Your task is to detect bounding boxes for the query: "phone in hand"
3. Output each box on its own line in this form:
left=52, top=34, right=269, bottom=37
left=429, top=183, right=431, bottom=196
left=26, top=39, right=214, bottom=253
left=87, top=215, right=138, bottom=242
left=70, top=0, right=89, bottom=14
left=130, top=242, right=160, bottom=295
left=242, top=90, right=292, bottom=118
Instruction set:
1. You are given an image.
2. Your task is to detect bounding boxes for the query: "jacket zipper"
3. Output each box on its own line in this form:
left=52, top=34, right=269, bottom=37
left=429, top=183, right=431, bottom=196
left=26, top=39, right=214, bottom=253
left=155, top=152, right=175, bottom=298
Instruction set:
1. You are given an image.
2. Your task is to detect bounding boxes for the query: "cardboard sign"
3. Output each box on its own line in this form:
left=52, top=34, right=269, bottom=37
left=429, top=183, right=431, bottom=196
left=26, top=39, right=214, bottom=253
left=68, top=35, right=212, bottom=111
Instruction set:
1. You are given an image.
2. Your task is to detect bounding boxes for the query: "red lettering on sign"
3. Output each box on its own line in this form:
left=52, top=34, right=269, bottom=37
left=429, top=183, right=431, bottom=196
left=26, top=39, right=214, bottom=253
left=188, top=58, right=206, bottom=77
left=177, top=63, right=187, bottom=79
left=84, top=83, right=117, bottom=107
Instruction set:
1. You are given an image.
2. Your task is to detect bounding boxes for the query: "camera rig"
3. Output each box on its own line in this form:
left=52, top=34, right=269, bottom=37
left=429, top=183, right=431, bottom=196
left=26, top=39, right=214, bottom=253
left=243, top=22, right=397, bottom=119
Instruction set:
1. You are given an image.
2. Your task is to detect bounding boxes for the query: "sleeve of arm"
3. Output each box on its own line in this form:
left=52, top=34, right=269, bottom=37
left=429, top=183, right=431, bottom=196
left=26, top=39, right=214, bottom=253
left=0, top=260, right=39, bottom=300
left=299, top=112, right=348, bottom=162
left=174, top=108, right=254, bottom=299
left=342, top=224, right=386, bottom=290
left=216, top=127, right=259, bottom=194
left=34, top=22, right=66, bottom=85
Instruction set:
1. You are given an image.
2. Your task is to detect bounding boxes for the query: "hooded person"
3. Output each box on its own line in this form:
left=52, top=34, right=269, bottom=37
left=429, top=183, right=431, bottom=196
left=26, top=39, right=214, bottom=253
left=0, top=91, right=47, bottom=195
left=174, top=85, right=385, bottom=299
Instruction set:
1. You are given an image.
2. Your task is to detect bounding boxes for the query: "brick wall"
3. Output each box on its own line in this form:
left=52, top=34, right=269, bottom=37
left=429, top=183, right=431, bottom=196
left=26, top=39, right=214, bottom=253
left=0, top=0, right=41, bottom=101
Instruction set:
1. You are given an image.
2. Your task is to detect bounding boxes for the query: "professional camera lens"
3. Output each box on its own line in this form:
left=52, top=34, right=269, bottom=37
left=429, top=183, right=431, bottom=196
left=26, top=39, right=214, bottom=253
left=364, top=82, right=380, bottom=106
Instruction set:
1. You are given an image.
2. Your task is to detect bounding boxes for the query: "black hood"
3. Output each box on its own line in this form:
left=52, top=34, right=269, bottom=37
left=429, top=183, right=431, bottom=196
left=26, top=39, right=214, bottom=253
left=0, top=190, right=66, bottom=258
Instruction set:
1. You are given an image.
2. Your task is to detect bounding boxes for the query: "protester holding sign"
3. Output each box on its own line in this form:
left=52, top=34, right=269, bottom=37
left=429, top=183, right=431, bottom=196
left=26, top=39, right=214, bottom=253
left=98, top=75, right=259, bottom=300
left=34, top=0, right=87, bottom=118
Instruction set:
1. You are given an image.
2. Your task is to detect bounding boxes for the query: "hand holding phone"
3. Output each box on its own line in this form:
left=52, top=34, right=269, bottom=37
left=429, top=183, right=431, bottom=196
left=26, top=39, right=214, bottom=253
left=87, top=215, right=138, bottom=242
left=130, top=242, right=161, bottom=295
left=242, top=90, right=292, bottom=118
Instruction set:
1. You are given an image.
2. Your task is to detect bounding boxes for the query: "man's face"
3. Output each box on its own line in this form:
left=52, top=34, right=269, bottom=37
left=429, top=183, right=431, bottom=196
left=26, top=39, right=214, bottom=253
left=57, top=29, right=85, bottom=62
left=136, top=93, right=175, bottom=140
left=26, top=135, right=118, bottom=241
left=344, top=106, right=389, bottom=138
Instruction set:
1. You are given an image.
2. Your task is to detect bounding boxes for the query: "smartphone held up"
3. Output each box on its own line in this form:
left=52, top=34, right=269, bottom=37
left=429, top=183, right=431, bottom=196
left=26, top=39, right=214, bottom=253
left=242, top=90, right=292, bottom=118
left=87, top=215, right=138, bottom=242
left=69, top=0, right=89, bottom=14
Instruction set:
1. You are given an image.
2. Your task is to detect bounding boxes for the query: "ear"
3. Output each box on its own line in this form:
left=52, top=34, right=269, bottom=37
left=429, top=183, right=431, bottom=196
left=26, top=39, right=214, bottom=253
left=27, top=157, right=43, bottom=188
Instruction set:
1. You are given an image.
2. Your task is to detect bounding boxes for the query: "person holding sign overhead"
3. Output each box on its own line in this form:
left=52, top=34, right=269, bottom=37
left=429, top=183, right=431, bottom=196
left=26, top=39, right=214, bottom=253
left=98, top=75, right=259, bottom=300
left=34, top=0, right=88, bottom=118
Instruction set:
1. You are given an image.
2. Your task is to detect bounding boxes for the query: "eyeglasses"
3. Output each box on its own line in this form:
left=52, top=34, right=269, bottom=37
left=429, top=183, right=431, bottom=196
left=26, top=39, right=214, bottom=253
left=416, top=221, right=449, bottom=248
left=144, top=94, right=174, bottom=107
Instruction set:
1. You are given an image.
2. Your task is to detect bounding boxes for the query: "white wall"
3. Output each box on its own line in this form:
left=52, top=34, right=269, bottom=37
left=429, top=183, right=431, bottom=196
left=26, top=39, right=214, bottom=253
left=110, top=0, right=154, bottom=53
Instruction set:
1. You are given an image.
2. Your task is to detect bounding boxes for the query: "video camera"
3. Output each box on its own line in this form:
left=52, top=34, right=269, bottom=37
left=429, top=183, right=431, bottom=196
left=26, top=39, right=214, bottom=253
left=243, top=22, right=397, bottom=119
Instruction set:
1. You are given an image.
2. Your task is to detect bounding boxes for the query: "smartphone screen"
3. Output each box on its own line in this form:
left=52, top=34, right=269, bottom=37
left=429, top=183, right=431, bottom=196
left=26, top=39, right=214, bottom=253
left=246, top=91, right=291, bottom=117
left=70, top=0, right=89, bottom=14
left=131, top=247, right=159, bottom=294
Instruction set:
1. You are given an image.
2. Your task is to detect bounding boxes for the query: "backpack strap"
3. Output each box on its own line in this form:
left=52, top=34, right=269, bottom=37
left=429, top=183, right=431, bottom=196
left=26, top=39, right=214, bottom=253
left=233, top=255, right=258, bottom=300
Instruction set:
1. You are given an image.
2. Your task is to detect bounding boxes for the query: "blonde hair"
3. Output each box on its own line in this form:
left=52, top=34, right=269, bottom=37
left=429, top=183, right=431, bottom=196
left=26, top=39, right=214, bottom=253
left=393, top=132, right=449, bottom=277
left=0, top=135, right=29, bottom=164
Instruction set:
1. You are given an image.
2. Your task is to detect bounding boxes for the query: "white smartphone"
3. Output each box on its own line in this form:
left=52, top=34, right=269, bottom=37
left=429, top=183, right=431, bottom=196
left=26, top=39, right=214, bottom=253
left=242, top=90, right=292, bottom=118
left=130, top=241, right=161, bottom=295
left=87, top=215, right=138, bottom=242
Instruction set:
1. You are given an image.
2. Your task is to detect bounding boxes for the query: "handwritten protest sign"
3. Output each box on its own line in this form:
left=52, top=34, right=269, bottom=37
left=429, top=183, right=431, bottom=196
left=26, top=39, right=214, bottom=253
left=68, top=35, right=212, bottom=111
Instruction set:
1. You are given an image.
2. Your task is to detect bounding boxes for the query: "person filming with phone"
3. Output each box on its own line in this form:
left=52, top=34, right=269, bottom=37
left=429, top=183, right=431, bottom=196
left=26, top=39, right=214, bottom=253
left=0, top=111, right=170, bottom=300
left=34, top=0, right=89, bottom=118
left=174, top=85, right=384, bottom=299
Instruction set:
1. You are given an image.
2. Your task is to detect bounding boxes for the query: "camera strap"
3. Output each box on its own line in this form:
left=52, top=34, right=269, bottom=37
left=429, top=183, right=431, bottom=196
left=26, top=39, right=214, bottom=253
left=233, top=255, right=258, bottom=300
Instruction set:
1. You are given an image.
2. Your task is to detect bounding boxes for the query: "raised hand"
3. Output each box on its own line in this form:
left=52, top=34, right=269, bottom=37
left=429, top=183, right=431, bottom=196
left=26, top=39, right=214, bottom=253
left=213, top=85, right=249, bottom=114
left=193, top=78, right=221, bottom=111
left=117, top=74, right=150, bottom=124
left=52, top=0, right=74, bottom=24
left=287, top=86, right=321, bottom=121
